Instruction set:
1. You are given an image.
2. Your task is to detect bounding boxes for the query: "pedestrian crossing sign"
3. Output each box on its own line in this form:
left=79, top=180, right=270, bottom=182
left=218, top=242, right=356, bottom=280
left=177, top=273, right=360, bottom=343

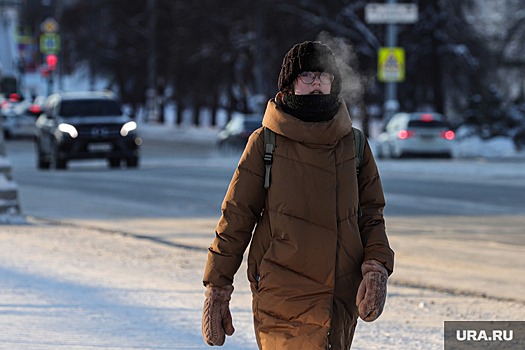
left=378, top=47, right=405, bottom=82
left=40, top=33, right=60, bottom=54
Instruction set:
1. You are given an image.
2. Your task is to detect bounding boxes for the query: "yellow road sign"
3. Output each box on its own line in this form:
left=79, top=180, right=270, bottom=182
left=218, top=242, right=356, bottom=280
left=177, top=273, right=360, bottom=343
left=40, top=17, right=60, bottom=33
left=378, top=47, right=405, bottom=82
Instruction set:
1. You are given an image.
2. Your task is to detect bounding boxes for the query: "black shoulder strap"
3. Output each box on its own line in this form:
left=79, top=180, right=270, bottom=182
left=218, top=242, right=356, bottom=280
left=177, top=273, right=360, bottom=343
left=263, top=127, right=275, bottom=189
left=353, top=127, right=365, bottom=176
left=353, top=127, right=366, bottom=217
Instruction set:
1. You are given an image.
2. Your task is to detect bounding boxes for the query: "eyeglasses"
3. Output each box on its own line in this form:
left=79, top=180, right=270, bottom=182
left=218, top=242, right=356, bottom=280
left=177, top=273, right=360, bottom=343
left=298, top=71, right=335, bottom=85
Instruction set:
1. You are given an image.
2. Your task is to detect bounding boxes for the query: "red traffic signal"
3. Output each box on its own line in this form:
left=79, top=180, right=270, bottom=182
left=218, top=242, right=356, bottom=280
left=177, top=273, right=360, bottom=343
left=46, top=54, right=58, bottom=70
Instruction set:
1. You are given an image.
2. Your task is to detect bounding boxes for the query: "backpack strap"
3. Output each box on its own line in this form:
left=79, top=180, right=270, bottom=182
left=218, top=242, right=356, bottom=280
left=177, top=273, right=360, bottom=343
left=353, top=127, right=365, bottom=217
left=263, top=127, right=275, bottom=189
left=353, top=127, right=365, bottom=177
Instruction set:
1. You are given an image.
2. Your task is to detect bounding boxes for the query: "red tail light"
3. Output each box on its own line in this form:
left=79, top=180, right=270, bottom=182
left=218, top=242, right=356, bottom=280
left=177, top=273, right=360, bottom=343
left=8, top=93, right=21, bottom=102
left=397, top=130, right=415, bottom=140
left=29, top=105, right=42, bottom=114
left=441, top=130, right=455, bottom=140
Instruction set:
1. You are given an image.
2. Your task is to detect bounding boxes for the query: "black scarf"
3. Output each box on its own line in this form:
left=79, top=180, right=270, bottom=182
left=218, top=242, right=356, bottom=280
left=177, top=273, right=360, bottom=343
left=281, top=94, right=341, bottom=122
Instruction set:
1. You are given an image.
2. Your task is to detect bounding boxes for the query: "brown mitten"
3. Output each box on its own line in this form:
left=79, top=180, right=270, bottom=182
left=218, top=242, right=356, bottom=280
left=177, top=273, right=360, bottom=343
left=202, top=284, right=235, bottom=346
left=356, top=260, right=388, bottom=322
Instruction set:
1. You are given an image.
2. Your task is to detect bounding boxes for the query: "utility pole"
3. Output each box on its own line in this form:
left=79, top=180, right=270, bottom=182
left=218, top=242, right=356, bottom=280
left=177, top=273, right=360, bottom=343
left=383, top=0, right=399, bottom=123
left=365, top=2, right=418, bottom=122
left=145, top=0, right=158, bottom=122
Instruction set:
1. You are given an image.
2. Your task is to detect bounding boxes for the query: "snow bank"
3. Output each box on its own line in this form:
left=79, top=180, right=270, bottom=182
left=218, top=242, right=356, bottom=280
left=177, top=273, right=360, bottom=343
left=454, top=136, right=521, bottom=159
left=0, top=156, right=13, bottom=169
left=139, top=123, right=219, bottom=145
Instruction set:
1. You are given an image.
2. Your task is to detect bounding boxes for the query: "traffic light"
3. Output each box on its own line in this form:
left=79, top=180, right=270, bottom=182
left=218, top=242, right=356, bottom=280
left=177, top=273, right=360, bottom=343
left=46, top=54, right=58, bottom=71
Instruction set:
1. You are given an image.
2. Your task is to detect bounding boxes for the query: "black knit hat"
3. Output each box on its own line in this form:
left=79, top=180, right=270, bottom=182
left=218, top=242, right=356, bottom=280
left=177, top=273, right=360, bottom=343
left=278, top=41, right=342, bottom=95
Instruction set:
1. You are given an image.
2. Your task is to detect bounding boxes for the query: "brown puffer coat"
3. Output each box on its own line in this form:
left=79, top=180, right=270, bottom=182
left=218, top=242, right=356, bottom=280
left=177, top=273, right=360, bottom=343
left=203, top=99, right=394, bottom=350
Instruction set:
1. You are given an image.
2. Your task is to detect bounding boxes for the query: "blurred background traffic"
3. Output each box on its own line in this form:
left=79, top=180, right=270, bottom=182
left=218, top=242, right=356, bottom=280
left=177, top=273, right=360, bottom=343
left=1, top=0, right=524, bottom=149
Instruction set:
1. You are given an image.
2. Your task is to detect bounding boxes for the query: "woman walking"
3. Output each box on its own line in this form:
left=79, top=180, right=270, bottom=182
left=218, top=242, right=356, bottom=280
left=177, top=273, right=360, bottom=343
left=202, top=40, right=394, bottom=350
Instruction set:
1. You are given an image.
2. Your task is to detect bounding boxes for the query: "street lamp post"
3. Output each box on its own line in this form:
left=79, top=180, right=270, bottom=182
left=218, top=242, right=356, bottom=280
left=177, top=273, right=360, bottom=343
left=384, top=0, right=399, bottom=123
left=145, top=0, right=158, bottom=122
left=365, top=1, right=418, bottom=122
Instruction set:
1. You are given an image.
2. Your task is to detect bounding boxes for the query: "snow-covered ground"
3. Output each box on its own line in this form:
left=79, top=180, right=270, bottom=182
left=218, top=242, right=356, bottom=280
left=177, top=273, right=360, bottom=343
left=1, top=222, right=524, bottom=350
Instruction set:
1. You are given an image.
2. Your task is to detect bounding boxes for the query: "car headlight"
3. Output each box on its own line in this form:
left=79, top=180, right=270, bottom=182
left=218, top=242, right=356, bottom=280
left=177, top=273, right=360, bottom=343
left=58, top=123, right=78, bottom=138
left=120, top=121, right=137, bottom=137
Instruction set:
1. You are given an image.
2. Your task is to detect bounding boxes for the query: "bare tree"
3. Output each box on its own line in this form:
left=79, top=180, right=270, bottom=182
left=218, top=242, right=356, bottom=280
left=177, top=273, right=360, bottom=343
left=54, top=0, right=524, bottom=135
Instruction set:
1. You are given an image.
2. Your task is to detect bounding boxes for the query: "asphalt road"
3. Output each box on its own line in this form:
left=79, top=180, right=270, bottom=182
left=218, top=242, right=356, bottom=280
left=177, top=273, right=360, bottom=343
left=6, top=135, right=525, bottom=219
left=4, top=134, right=524, bottom=250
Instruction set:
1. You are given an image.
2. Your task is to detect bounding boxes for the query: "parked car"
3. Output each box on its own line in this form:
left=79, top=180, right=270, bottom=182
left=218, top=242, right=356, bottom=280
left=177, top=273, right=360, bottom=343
left=217, top=113, right=262, bottom=150
left=2, top=96, right=43, bottom=139
left=376, top=112, right=455, bottom=158
left=1, top=93, right=38, bottom=139
left=35, top=91, right=141, bottom=169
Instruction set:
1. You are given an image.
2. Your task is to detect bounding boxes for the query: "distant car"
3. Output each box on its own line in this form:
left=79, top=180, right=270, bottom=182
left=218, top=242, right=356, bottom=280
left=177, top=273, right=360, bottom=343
left=1, top=93, right=38, bottom=139
left=35, top=91, right=141, bottom=169
left=217, top=114, right=262, bottom=150
left=376, top=112, right=455, bottom=158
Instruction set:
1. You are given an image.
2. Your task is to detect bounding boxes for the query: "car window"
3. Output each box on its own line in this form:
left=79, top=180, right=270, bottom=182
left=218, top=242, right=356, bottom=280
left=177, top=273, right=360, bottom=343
left=59, top=99, right=122, bottom=117
left=408, top=120, right=449, bottom=128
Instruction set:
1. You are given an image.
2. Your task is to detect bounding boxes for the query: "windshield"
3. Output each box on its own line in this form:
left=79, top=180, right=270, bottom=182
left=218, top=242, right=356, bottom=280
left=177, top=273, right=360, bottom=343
left=59, top=99, right=122, bottom=117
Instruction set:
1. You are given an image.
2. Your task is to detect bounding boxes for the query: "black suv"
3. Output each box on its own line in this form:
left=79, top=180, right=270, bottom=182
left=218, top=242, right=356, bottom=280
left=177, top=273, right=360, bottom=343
left=35, top=91, right=141, bottom=169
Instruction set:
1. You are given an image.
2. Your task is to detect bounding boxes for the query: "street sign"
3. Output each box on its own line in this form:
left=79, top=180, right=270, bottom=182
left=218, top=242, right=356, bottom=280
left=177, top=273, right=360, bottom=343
left=40, top=17, right=59, bottom=33
left=378, top=47, right=405, bottom=83
left=39, top=33, right=60, bottom=54
left=365, top=3, right=418, bottom=24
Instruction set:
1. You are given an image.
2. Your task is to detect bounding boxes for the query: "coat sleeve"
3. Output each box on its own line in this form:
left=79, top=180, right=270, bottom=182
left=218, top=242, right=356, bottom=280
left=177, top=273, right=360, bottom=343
left=203, top=128, right=267, bottom=286
left=357, top=139, right=395, bottom=275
